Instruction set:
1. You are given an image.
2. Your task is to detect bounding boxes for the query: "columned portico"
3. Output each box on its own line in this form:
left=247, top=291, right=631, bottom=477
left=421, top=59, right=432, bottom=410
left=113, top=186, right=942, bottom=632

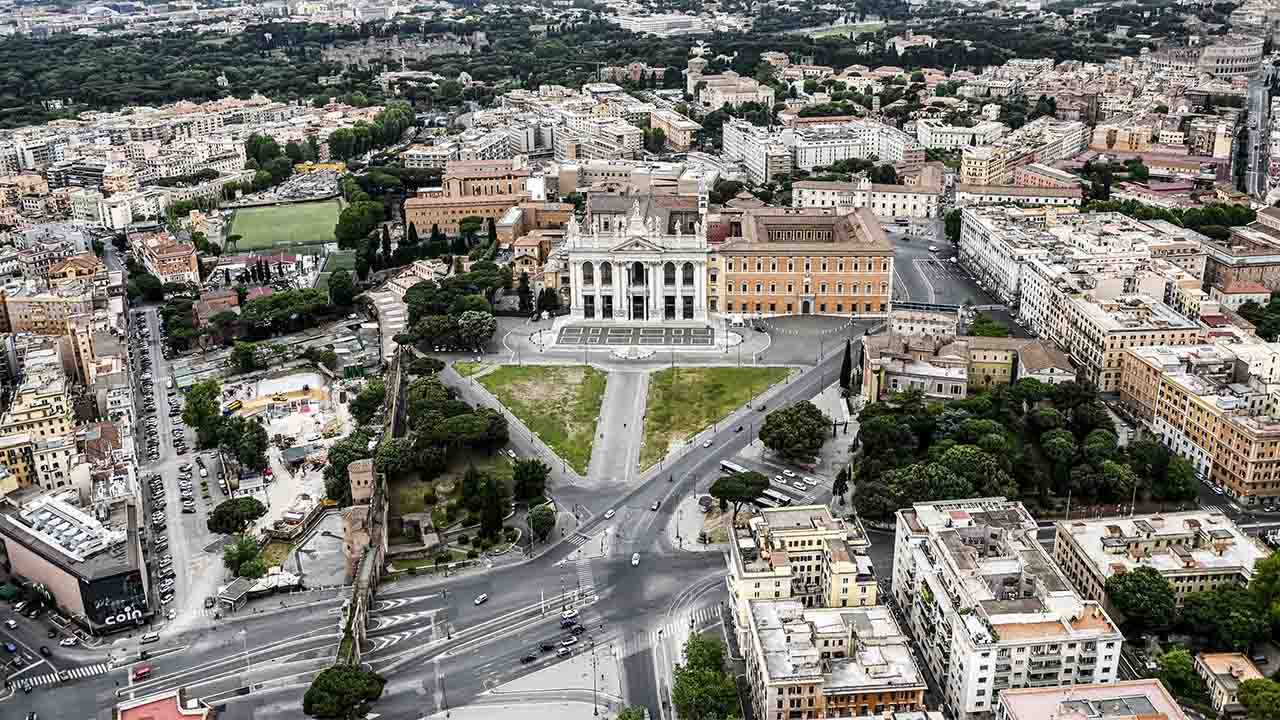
left=566, top=201, right=710, bottom=323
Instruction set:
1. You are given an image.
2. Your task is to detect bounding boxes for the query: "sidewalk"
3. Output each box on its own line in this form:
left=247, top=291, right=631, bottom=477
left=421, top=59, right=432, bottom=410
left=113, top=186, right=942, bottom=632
left=424, top=701, right=627, bottom=720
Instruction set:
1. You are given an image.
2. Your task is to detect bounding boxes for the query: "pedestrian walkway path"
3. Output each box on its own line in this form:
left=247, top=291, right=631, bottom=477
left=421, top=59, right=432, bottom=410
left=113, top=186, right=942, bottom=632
left=21, top=661, right=111, bottom=689
left=565, top=532, right=591, bottom=548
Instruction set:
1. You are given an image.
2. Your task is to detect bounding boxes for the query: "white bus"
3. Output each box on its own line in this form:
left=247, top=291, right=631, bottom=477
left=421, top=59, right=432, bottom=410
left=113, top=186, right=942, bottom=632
left=720, top=460, right=749, bottom=476
left=761, top=489, right=793, bottom=507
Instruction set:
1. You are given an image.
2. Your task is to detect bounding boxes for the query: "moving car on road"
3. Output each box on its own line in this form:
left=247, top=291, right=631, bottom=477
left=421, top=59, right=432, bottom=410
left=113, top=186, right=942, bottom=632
left=474, top=594, right=489, bottom=605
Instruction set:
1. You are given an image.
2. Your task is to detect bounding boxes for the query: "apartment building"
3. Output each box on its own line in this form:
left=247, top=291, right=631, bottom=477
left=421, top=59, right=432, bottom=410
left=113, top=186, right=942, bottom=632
left=402, top=143, right=457, bottom=170
left=1195, top=654, right=1263, bottom=717
left=892, top=498, right=1124, bottom=720
left=0, top=366, right=72, bottom=441
left=787, top=121, right=925, bottom=171
left=1011, top=163, right=1083, bottom=189
left=403, top=158, right=532, bottom=236
left=743, top=601, right=926, bottom=720
left=726, top=505, right=875, bottom=631
left=960, top=118, right=1089, bottom=185
left=996, top=680, right=1187, bottom=720
left=648, top=109, right=701, bottom=152
left=710, top=207, right=894, bottom=318
left=129, top=230, right=199, bottom=285
left=916, top=119, right=1007, bottom=150
left=722, top=120, right=793, bottom=184
left=1053, top=511, right=1266, bottom=612
left=1118, top=343, right=1280, bottom=506
left=0, top=434, right=34, bottom=487
left=792, top=179, right=941, bottom=219
left=953, top=185, right=1083, bottom=208
left=0, top=281, right=93, bottom=335
left=960, top=209, right=1206, bottom=391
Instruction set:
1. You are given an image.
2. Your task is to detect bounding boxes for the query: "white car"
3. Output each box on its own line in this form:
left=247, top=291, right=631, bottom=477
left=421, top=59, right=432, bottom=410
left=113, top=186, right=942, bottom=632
left=603, top=509, right=615, bottom=520
left=474, top=594, right=489, bottom=606
left=792, top=481, right=806, bottom=490
left=631, top=553, right=640, bottom=567
left=782, top=470, right=797, bottom=478
left=802, top=476, right=815, bottom=485
left=1213, top=486, right=1225, bottom=496
left=561, top=609, right=578, bottom=620
left=928, top=245, right=939, bottom=252
left=58, top=637, right=77, bottom=647
left=165, top=609, right=176, bottom=620
left=702, top=439, right=712, bottom=448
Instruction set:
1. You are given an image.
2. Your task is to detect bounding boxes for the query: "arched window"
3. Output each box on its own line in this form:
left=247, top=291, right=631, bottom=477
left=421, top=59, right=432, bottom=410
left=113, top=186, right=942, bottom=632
left=631, top=261, right=645, bottom=284
left=682, top=262, right=694, bottom=285
left=600, top=262, right=612, bottom=286
left=664, top=262, right=676, bottom=287
left=582, top=262, right=594, bottom=286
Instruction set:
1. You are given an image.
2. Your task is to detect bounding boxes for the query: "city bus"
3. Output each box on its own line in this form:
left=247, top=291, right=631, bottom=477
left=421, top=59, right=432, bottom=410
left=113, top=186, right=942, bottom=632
left=754, top=496, right=778, bottom=509
left=761, top=489, right=793, bottom=507
left=719, top=460, right=748, bottom=476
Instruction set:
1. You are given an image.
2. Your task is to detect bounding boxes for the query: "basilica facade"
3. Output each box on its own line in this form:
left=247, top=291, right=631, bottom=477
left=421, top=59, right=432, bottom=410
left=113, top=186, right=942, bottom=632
left=565, top=201, right=711, bottom=322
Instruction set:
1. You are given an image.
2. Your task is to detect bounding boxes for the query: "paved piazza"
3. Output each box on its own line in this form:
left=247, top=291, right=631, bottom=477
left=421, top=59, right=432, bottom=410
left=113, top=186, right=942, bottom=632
left=556, top=324, right=716, bottom=346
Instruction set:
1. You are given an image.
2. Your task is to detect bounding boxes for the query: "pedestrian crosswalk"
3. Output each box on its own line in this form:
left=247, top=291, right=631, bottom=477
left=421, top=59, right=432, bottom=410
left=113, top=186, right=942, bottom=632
left=1203, top=505, right=1231, bottom=514
left=626, top=605, right=724, bottom=654
left=565, top=532, right=591, bottom=548
left=21, top=661, right=111, bottom=689
left=573, top=561, right=595, bottom=596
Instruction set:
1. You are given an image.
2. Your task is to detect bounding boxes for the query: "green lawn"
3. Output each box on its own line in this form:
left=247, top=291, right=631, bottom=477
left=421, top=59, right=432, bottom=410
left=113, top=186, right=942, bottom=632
left=453, top=361, right=488, bottom=378
left=323, top=252, right=356, bottom=272
left=479, top=365, right=607, bottom=474
left=229, top=200, right=340, bottom=250
left=639, top=367, right=790, bottom=469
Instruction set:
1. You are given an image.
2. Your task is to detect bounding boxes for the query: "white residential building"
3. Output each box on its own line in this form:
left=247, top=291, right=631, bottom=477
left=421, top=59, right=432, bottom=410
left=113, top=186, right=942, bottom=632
left=722, top=120, right=793, bottom=184
left=916, top=119, right=1008, bottom=150
left=892, top=498, right=1125, bottom=720
left=792, top=178, right=942, bottom=219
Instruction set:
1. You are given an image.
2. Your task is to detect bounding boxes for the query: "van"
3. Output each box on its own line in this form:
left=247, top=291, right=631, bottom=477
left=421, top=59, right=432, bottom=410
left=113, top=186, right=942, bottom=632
left=140, top=633, right=160, bottom=645
left=199, top=467, right=208, bottom=479
left=165, top=379, right=172, bottom=390
left=132, top=663, right=153, bottom=681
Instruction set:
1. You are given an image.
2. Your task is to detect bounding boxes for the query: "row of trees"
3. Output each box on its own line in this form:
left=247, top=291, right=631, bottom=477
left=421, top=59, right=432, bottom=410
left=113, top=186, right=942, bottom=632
left=853, top=380, right=1198, bottom=518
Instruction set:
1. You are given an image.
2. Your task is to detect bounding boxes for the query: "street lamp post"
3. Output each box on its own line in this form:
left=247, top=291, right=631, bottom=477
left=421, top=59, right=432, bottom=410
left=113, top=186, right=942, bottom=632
left=239, top=628, right=250, bottom=679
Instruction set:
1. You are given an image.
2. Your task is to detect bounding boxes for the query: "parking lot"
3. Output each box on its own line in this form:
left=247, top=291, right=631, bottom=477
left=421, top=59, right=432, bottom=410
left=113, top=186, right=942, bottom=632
left=134, top=308, right=231, bottom=634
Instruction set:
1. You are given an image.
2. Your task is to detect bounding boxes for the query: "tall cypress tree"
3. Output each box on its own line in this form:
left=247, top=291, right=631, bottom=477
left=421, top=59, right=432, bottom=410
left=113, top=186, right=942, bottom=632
left=839, top=339, right=852, bottom=390
left=406, top=223, right=420, bottom=247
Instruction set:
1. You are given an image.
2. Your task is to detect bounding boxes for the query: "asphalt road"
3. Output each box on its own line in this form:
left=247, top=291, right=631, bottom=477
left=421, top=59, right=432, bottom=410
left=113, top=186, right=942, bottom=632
left=1247, top=78, right=1270, bottom=198
left=890, top=233, right=997, bottom=307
